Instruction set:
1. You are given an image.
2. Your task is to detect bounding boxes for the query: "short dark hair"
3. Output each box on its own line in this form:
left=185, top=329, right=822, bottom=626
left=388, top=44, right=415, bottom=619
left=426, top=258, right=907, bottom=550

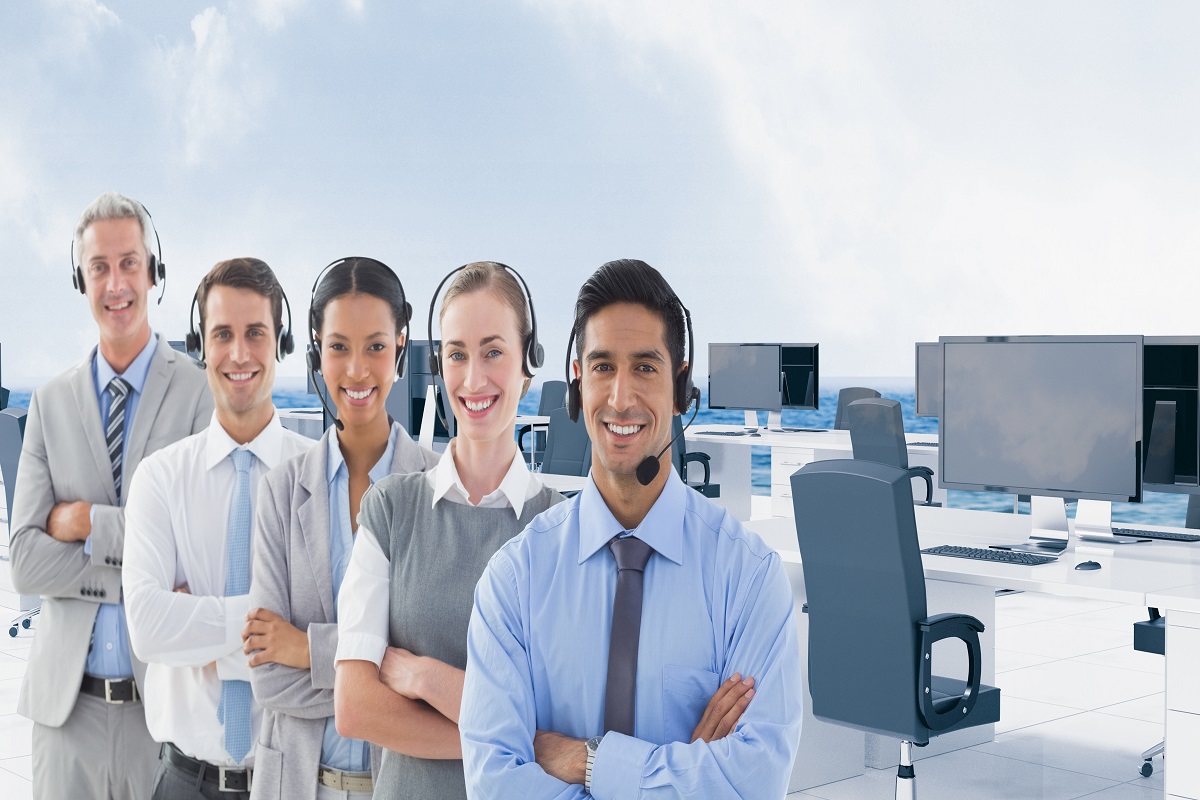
left=573, top=259, right=685, bottom=373
left=196, top=257, right=285, bottom=339
left=310, top=257, right=409, bottom=340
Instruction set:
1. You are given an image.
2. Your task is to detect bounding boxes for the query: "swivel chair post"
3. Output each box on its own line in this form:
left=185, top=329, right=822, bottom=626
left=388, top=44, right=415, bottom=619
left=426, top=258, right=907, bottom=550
left=897, top=741, right=916, bottom=800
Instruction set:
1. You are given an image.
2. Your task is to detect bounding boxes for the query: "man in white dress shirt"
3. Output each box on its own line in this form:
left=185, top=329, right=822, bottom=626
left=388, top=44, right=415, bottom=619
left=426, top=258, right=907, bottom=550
left=123, top=258, right=313, bottom=800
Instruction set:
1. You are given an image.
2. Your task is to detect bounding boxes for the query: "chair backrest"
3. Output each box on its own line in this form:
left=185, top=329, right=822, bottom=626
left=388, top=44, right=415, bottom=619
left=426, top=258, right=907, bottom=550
left=791, top=458, right=929, bottom=741
left=834, top=386, right=881, bottom=430
left=847, top=398, right=909, bottom=469
left=1, top=407, right=29, bottom=521
left=542, top=406, right=592, bottom=477
left=538, top=380, right=569, bottom=415
left=670, top=414, right=686, bottom=472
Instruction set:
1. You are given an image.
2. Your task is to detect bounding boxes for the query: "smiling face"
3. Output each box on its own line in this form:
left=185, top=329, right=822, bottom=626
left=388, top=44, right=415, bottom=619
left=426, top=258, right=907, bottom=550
left=318, top=292, right=404, bottom=429
left=203, top=285, right=277, bottom=427
left=439, top=288, right=526, bottom=448
left=80, top=216, right=153, bottom=355
left=576, top=302, right=680, bottom=483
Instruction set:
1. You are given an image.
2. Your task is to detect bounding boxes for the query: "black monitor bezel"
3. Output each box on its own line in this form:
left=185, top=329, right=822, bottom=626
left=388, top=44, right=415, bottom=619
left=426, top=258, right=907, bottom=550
left=707, top=343, right=783, bottom=413
left=938, top=334, right=1144, bottom=503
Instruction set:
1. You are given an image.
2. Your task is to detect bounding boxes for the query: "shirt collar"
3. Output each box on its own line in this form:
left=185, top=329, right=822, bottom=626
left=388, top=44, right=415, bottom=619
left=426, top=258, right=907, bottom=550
left=577, top=466, right=687, bottom=566
left=431, top=441, right=534, bottom=517
left=94, top=332, right=159, bottom=397
left=204, top=408, right=288, bottom=471
left=326, top=421, right=401, bottom=487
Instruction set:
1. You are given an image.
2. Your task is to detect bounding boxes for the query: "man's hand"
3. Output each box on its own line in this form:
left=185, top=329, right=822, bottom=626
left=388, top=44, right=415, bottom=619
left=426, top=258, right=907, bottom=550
left=379, top=647, right=429, bottom=701
left=46, top=501, right=92, bottom=542
left=691, top=673, right=755, bottom=743
left=243, top=608, right=310, bottom=669
left=533, top=730, right=586, bottom=785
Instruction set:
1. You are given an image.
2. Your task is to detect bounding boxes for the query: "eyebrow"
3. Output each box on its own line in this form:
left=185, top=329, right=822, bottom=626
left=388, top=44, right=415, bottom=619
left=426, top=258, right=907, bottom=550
left=585, top=348, right=666, bottom=364
left=88, top=250, right=140, bottom=263
left=209, top=322, right=271, bottom=332
left=444, top=335, right=509, bottom=348
left=324, top=331, right=391, bottom=341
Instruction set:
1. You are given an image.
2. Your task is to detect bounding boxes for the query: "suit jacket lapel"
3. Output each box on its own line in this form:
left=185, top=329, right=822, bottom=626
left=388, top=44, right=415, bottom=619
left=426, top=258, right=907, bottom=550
left=125, top=337, right=173, bottom=484
left=298, top=439, right=335, bottom=621
left=71, top=350, right=118, bottom=506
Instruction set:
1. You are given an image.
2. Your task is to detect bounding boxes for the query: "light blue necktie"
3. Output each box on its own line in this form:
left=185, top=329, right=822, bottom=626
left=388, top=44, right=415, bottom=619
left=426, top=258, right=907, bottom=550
left=218, top=448, right=254, bottom=764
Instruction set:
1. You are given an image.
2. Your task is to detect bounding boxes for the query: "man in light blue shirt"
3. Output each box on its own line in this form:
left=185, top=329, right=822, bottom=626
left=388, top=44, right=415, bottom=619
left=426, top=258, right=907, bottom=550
left=461, top=259, right=803, bottom=799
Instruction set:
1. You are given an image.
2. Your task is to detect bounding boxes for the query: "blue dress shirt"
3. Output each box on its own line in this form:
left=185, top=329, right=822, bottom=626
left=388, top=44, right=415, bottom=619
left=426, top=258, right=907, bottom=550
left=85, top=332, right=158, bottom=679
left=319, top=424, right=398, bottom=771
left=461, top=469, right=804, bottom=799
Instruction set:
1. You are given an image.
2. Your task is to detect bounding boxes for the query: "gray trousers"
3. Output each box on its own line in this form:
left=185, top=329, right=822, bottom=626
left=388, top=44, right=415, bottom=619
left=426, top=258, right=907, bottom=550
left=150, top=754, right=251, bottom=800
left=32, top=691, right=159, bottom=800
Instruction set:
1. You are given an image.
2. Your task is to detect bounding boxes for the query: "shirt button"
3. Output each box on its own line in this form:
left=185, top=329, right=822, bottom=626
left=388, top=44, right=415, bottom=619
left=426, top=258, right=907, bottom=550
left=106, top=643, right=113, bottom=651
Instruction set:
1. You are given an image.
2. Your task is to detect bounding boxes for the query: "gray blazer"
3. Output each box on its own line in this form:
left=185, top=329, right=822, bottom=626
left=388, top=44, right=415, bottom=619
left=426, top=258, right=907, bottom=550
left=9, top=336, right=212, bottom=726
left=248, top=423, right=439, bottom=800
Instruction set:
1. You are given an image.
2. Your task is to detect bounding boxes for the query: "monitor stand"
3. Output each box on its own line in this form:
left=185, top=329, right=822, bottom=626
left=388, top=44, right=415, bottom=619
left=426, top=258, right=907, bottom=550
left=998, top=496, right=1070, bottom=554
left=744, top=411, right=760, bottom=432
left=766, top=411, right=782, bottom=430
left=1073, top=499, right=1150, bottom=544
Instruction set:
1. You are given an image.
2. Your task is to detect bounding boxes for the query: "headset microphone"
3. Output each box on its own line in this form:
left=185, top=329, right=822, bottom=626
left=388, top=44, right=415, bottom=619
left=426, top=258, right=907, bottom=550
left=635, top=387, right=700, bottom=486
left=309, top=346, right=345, bottom=432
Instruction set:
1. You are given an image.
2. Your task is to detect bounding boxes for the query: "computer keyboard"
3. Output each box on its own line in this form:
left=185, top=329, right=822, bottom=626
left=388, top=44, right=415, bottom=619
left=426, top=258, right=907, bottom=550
left=702, top=430, right=752, bottom=437
left=780, top=427, right=828, bottom=433
left=1112, top=526, right=1200, bottom=542
left=920, top=545, right=1059, bottom=565
left=910, top=441, right=939, bottom=447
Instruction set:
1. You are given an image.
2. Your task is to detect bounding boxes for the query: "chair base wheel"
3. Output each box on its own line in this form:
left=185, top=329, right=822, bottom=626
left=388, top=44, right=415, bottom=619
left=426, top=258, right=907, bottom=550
left=21, top=618, right=31, bottom=629
left=8, top=627, right=16, bottom=637
left=1140, top=761, right=1154, bottom=778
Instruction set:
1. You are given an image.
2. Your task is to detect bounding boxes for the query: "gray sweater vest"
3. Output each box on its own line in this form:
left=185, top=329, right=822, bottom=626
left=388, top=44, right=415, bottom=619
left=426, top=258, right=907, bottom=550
left=359, top=472, right=561, bottom=800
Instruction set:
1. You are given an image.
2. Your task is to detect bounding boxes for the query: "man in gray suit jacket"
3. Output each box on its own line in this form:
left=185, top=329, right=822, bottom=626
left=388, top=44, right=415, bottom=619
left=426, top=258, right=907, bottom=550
left=9, top=192, right=213, bottom=800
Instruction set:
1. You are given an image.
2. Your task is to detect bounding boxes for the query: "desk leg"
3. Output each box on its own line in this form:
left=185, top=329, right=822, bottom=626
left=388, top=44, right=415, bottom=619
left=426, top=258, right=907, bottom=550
left=865, top=580, right=996, bottom=768
left=1165, top=611, right=1200, bottom=798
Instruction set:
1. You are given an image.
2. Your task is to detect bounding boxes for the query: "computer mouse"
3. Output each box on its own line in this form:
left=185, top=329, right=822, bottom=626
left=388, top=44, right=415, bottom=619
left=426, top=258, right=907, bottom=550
left=1075, top=560, right=1102, bottom=571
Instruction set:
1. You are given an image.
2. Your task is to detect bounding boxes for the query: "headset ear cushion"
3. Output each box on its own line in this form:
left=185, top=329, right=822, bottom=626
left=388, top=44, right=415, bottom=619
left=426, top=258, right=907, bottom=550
left=530, top=341, right=545, bottom=371
left=307, top=345, right=321, bottom=375
left=428, top=351, right=440, bottom=378
left=567, top=378, right=582, bottom=422
left=396, top=343, right=408, bottom=380
left=74, top=266, right=85, bottom=294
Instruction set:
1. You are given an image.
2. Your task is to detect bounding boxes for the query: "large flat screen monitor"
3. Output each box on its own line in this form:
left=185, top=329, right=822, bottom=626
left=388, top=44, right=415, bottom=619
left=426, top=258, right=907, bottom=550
left=781, top=344, right=819, bottom=410
left=1142, top=337, right=1200, bottom=494
left=915, top=342, right=941, bottom=418
left=708, top=343, right=782, bottom=412
left=939, top=335, right=1143, bottom=503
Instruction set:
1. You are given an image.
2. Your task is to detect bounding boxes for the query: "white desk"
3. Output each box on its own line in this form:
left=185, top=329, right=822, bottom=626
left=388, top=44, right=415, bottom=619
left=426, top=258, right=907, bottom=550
left=688, top=425, right=942, bottom=520
left=748, top=507, right=1200, bottom=798
left=536, top=472, right=587, bottom=494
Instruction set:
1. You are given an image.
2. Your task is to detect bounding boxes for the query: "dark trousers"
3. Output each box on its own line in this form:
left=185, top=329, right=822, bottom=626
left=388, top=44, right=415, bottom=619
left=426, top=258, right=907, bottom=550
left=150, top=749, right=251, bottom=800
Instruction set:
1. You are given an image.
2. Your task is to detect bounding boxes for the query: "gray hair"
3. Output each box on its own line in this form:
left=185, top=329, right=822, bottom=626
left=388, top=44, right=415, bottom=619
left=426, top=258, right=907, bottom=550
left=72, top=192, right=156, bottom=267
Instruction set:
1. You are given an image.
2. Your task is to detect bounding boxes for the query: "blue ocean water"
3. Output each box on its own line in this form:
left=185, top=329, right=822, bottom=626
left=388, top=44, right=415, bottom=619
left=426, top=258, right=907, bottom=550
left=4, top=384, right=1189, bottom=526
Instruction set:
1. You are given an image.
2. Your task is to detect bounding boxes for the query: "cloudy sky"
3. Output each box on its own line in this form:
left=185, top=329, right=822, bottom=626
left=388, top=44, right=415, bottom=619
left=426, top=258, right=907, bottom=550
left=2, top=1, right=1198, bottom=386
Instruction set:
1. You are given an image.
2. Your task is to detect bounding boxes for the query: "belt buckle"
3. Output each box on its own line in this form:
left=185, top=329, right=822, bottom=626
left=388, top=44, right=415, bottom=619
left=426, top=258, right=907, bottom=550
left=104, top=679, right=123, bottom=704
left=102, top=678, right=139, bottom=704
left=217, top=766, right=250, bottom=793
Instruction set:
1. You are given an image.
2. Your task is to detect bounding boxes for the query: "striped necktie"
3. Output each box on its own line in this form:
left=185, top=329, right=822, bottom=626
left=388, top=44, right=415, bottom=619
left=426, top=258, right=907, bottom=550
left=105, top=378, right=131, bottom=502
left=218, top=448, right=255, bottom=764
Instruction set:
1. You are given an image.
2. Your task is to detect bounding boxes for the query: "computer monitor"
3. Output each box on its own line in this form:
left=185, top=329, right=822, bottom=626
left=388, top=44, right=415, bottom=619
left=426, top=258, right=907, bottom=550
left=939, top=335, right=1143, bottom=506
left=708, top=343, right=783, bottom=414
left=914, top=342, right=941, bottom=418
left=781, top=344, right=819, bottom=411
left=1142, top=337, right=1200, bottom=494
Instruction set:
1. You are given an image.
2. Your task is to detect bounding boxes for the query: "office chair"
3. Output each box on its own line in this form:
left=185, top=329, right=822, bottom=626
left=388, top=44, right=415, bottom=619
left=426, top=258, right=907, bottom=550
left=671, top=415, right=719, bottom=498
left=1133, top=493, right=1199, bottom=777
left=518, top=380, right=568, bottom=468
left=540, top=407, right=592, bottom=488
left=846, top=398, right=936, bottom=506
left=791, top=459, right=1001, bottom=799
left=0, top=386, right=9, bottom=410
left=833, top=386, right=881, bottom=430
left=1, top=408, right=38, bottom=636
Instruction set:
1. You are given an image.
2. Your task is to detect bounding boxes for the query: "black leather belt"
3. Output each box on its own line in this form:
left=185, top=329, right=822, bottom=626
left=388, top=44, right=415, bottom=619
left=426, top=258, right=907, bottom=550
left=80, top=674, right=139, bottom=704
left=161, top=742, right=252, bottom=793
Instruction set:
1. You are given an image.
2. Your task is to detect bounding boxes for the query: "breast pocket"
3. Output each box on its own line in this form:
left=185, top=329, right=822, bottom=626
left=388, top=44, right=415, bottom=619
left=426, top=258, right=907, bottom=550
left=662, top=665, right=721, bottom=744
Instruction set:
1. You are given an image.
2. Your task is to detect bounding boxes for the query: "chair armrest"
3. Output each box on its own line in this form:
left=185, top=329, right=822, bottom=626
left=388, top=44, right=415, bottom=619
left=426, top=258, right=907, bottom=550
left=906, top=466, right=935, bottom=505
left=517, top=425, right=533, bottom=452
left=916, top=613, right=984, bottom=731
left=681, top=451, right=711, bottom=484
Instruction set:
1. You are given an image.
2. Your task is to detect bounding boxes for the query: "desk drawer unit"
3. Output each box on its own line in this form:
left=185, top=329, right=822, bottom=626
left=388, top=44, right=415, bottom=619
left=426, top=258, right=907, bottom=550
left=1167, top=612, right=1200, bottom=799
left=771, top=447, right=814, bottom=518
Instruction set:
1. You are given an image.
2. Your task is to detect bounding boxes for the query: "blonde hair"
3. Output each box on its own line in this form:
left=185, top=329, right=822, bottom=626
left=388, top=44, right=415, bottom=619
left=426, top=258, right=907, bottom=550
left=440, top=262, right=533, bottom=397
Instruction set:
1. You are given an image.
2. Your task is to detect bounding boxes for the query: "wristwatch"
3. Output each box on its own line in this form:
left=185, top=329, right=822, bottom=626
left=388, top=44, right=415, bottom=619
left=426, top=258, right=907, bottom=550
left=584, top=735, right=604, bottom=793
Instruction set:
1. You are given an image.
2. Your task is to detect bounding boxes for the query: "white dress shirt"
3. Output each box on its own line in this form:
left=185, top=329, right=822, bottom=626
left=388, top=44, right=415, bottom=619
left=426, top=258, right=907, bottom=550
left=124, top=411, right=313, bottom=767
left=335, top=442, right=543, bottom=667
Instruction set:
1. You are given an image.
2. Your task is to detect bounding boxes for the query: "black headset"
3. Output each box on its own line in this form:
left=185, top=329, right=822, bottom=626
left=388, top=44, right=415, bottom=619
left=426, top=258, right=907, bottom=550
left=565, top=293, right=699, bottom=423
left=426, top=262, right=544, bottom=379
left=70, top=201, right=167, bottom=304
left=306, top=257, right=411, bottom=383
left=185, top=275, right=295, bottom=366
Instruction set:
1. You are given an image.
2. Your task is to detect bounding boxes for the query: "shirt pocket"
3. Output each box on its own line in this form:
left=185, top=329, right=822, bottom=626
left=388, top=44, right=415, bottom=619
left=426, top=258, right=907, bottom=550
left=661, top=665, right=721, bottom=744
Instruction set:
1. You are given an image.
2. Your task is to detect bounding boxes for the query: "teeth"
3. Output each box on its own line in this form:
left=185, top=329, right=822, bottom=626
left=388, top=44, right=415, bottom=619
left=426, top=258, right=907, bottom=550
left=227, top=372, right=254, bottom=381
left=108, top=301, right=132, bottom=311
left=464, top=397, right=494, bottom=412
left=606, top=423, right=642, bottom=436
left=345, top=388, right=374, bottom=400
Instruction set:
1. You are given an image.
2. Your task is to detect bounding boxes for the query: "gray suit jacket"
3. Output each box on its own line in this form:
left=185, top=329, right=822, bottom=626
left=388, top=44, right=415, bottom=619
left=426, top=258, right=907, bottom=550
left=10, top=336, right=213, bottom=726
left=248, top=423, right=438, bottom=800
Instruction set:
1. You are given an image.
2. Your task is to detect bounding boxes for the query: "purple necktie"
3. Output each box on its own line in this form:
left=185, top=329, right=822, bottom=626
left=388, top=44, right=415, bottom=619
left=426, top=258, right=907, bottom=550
left=604, top=535, right=654, bottom=736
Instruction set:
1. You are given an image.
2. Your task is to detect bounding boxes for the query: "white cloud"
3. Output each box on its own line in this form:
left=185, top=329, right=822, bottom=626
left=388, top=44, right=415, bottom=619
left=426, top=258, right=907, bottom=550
left=152, top=7, right=266, bottom=166
left=249, top=0, right=306, bottom=31
left=44, top=0, right=120, bottom=51
left=343, top=0, right=364, bottom=15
